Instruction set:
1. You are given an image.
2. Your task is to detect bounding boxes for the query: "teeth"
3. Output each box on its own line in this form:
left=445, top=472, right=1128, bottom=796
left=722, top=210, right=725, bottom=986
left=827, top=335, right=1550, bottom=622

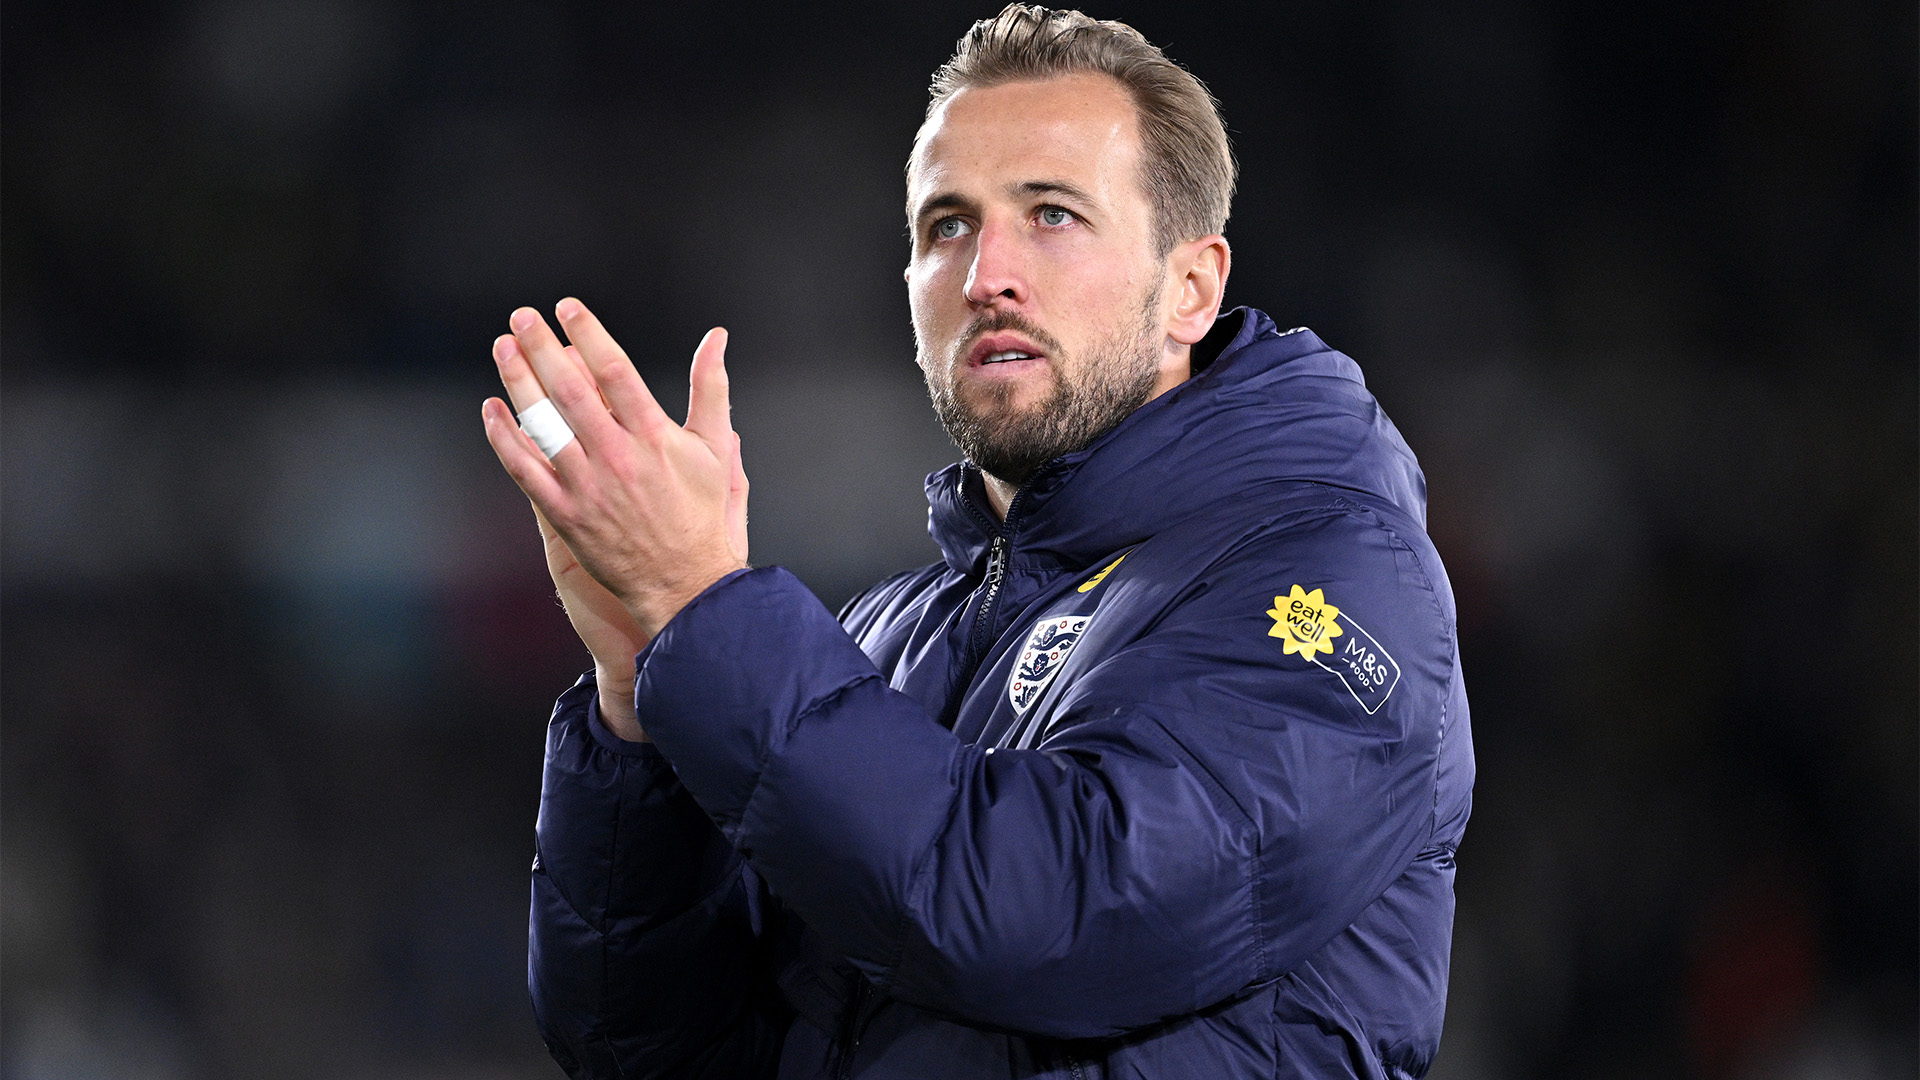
left=983, top=350, right=1036, bottom=363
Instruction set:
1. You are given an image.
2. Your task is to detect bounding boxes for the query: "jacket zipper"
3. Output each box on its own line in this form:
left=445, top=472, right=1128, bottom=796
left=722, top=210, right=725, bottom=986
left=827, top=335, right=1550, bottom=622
left=837, top=977, right=870, bottom=1080
left=968, top=534, right=1010, bottom=658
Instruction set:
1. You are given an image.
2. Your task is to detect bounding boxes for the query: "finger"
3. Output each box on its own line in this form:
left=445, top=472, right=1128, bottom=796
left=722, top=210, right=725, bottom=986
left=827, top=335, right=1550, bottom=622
left=509, top=306, right=622, bottom=448
left=560, top=345, right=592, bottom=381
left=498, top=333, right=594, bottom=408
left=493, top=335, right=589, bottom=467
left=683, top=327, right=732, bottom=446
left=493, top=335, right=548, bottom=413
left=482, top=397, right=570, bottom=510
left=563, top=346, right=616, bottom=413
left=554, top=298, right=669, bottom=434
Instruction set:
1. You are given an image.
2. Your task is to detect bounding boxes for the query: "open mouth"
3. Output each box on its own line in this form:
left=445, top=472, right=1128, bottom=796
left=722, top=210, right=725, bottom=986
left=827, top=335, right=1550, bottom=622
left=965, top=331, right=1050, bottom=370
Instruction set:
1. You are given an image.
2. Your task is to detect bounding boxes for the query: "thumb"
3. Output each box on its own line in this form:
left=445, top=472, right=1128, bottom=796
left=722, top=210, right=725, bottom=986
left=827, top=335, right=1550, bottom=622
left=684, top=327, right=732, bottom=446
left=725, top=430, right=750, bottom=563
left=531, top=503, right=562, bottom=544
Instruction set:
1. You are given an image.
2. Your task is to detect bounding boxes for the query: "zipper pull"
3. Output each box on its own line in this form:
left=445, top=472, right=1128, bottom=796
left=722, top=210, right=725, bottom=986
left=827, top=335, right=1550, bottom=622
left=985, top=535, right=1009, bottom=583
left=968, top=535, right=1012, bottom=658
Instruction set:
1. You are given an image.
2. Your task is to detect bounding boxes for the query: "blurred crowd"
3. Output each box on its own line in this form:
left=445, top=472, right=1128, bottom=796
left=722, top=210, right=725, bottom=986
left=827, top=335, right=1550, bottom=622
left=2, top=2, right=1913, bottom=1078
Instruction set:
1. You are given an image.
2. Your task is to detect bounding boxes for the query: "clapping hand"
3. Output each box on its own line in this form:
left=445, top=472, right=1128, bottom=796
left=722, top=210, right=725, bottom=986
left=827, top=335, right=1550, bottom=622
left=482, top=299, right=750, bottom=738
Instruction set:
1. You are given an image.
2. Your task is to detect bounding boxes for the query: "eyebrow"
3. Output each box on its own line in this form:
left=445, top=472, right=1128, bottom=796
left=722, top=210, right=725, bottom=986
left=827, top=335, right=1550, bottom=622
left=912, top=191, right=975, bottom=230
left=911, top=178, right=1102, bottom=232
left=1012, top=178, right=1097, bottom=206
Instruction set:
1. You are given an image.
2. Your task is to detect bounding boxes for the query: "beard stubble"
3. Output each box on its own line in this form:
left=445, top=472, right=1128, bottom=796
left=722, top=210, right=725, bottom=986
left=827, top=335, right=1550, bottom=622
left=921, top=277, right=1166, bottom=486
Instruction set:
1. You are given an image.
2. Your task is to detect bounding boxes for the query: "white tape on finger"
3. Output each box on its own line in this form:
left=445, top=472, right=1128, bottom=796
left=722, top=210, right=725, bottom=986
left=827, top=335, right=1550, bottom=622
left=517, top=398, right=576, bottom=459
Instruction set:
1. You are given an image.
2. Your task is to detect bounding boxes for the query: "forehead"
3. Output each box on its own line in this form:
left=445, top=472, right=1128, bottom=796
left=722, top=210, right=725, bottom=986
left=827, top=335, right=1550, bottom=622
left=909, top=73, right=1144, bottom=206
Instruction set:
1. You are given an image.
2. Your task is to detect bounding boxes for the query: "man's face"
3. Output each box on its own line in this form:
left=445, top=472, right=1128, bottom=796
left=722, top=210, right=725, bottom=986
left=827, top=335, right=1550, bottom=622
left=905, top=73, right=1178, bottom=485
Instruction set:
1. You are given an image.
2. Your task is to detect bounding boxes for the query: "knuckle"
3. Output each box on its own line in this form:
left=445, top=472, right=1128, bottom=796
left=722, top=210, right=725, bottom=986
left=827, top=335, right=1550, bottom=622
left=634, top=414, right=670, bottom=445
left=605, top=453, right=641, bottom=483
left=552, top=380, right=594, bottom=409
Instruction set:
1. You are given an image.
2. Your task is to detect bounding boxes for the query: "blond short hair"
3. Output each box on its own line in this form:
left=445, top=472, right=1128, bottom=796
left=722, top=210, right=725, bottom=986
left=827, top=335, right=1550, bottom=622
left=921, top=4, right=1236, bottom=256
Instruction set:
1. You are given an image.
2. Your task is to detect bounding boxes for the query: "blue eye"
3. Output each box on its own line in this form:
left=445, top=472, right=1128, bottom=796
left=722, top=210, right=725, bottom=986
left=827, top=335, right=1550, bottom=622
left=934, top=218, right=972, bottom=240
left=1038, top=206, right=1073, bottom=227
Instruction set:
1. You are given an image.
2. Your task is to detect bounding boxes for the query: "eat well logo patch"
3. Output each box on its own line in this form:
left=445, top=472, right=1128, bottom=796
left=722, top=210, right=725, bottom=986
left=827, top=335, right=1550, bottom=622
left=1267, top=584, right=1401, bottom=714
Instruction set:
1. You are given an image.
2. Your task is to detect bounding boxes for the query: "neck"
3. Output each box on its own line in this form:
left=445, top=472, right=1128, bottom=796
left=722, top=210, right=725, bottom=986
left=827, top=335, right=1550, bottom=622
left=981, top=471, right=1019, bottom=520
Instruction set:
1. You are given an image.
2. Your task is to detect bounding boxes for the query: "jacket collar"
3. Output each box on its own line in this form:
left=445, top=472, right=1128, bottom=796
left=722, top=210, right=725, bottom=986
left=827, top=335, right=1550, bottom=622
left=924, top=307, right=1428, bottom=574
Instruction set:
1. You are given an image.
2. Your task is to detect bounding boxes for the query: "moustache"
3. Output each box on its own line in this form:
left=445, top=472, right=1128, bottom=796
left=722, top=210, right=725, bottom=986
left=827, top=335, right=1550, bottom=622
left=949, top=311, right=1066, bottom=365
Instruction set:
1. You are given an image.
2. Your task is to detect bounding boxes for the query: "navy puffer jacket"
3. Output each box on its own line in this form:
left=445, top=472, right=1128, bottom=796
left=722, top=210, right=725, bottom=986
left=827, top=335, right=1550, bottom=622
left=528, top=308, right=1474, bottom=1079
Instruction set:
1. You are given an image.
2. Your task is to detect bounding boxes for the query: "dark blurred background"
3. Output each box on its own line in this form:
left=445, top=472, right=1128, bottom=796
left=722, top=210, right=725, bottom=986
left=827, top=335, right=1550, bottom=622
left=2, top=1, right=1913, bottom=1077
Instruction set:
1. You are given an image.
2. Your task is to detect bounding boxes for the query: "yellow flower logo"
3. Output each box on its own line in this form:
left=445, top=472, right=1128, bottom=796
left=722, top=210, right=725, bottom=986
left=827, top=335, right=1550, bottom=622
left=1267, top=585, right=1344, bottom=659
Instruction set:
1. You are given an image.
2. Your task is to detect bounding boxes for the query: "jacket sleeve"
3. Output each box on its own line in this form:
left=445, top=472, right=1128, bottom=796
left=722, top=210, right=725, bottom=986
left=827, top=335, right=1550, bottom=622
left=529, top=673, right=788, bottom=1079
left=635, top=513, right=1457, bottom=1040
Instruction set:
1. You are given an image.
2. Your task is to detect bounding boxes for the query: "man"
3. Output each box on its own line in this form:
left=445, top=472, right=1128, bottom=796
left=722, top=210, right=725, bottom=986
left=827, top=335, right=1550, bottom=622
left=482, top=6, right=1473, bottom=1078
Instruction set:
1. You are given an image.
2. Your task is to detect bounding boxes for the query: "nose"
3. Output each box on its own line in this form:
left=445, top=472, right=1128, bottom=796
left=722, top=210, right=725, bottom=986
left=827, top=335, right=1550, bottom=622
left=963, top=218, right=1027, bottom=308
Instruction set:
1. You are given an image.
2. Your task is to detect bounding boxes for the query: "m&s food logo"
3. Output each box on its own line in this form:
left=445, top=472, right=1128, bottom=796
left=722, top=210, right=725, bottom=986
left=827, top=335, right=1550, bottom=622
left=1265, top=584, right=1402, bottom=715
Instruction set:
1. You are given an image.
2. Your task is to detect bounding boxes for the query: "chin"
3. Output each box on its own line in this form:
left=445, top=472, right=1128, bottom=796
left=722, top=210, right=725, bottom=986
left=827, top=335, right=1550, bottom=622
left=952, top=374, right=1044, bottom=424
left=956, top=365, right=1057, bottom=412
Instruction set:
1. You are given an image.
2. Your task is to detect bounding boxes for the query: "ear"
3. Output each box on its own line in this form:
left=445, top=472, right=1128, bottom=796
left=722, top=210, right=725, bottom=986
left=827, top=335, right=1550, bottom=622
left=1164, top=234, right=1231, bottom=346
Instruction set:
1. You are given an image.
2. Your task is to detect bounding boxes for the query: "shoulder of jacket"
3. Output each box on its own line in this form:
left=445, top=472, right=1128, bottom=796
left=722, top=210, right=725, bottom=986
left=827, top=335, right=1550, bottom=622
left=1143, top=482, right=1430, bottom=575
left=1135, top=488, right=1450, bottom=640
left=1243, top=487, right=1429, bottom=554
left=837, top=561, right=950, bottom=628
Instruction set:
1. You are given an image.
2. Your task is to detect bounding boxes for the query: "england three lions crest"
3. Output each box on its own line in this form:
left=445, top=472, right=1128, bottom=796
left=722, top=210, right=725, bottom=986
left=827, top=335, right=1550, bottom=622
left=1008, top=615, right=1091, bottom=714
